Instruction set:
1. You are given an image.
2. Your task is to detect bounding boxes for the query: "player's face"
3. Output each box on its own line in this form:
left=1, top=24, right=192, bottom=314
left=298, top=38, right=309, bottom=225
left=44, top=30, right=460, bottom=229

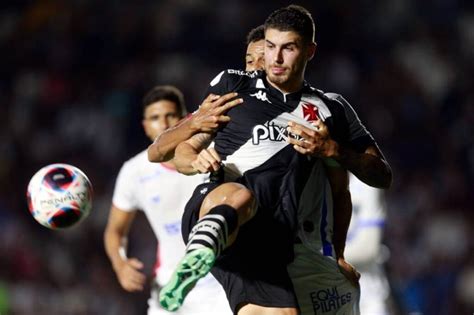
left=264, top=28, right=315, bottom=92
left=142, top=100, right=181, bottom=141
left=245, top=39, right=265, bottom=71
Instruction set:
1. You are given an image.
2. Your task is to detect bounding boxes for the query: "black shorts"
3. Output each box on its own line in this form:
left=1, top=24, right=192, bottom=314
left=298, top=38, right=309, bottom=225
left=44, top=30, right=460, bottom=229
left=182, top=182, right=298, bottom=314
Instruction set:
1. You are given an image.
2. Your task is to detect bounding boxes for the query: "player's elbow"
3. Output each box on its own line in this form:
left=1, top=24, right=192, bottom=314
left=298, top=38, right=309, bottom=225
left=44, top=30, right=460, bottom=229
left=368, top=160, right=393, bottom=189
left=379, top=164, right=393, bottom=189
left=147, top=142, right=166, bottom=162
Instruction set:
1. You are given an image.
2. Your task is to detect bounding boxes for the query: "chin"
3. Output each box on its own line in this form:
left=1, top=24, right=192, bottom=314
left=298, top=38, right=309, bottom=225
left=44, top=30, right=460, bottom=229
left=268, top=74, right=288, bottom=86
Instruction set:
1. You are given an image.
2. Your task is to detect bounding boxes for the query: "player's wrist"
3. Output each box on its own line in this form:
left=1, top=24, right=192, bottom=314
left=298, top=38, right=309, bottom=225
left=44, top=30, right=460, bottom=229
left=111, top=255, right=127, bottom=273
left=334, top=246, right=345, bottom=260
left=325, top=139, right=340, bottom=159
left=184, top=116, right=201, bottom=134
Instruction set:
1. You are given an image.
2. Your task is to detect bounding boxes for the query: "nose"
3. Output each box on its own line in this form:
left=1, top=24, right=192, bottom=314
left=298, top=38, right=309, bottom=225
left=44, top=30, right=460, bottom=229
left=159, top=117, right=169, bottom=130
left=274, top=48, right=284, bottom=64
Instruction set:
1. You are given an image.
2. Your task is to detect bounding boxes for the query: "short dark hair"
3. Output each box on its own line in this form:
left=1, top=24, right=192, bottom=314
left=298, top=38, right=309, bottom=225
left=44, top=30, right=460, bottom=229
left=264, top=5, right=315, bottom=44
left=246, top=25, right=265, bottom=45
left=142, top=85, right=186, bottom=117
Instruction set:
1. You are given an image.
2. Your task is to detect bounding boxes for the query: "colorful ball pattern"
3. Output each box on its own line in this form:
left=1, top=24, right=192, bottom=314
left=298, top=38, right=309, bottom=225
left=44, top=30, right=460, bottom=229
left=27, top=164, right=93, bottom=229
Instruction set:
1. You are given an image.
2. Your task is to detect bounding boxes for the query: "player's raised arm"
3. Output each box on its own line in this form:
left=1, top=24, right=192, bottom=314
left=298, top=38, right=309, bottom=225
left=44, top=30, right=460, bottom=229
left=328, top=141, right=392, bottom=189
left=287, top=101, right=392, bottom=189
left=173, top=132, right=220, bottom=175
left=326, top=93, right=392, bottom=188
left=147, top=92, right=242, bottom=162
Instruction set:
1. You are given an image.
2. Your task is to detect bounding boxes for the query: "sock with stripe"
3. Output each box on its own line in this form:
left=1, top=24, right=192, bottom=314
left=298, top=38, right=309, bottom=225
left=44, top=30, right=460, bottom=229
left=159, top=204, right=239, bottom=311
left=186, top=204, right=238, bottom=257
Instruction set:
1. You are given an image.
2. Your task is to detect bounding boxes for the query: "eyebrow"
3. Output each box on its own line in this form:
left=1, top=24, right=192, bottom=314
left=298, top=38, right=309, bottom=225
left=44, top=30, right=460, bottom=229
left=265, top=39, right=298, bottom=47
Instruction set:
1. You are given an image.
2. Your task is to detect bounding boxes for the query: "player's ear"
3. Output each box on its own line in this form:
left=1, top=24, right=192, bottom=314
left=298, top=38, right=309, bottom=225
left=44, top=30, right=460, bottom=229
left=307, top=42, right=317, bottom=61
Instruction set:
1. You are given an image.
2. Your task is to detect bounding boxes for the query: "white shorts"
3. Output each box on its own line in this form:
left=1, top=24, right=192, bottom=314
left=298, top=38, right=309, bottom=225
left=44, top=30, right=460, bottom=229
left=147, top=273, right=233, bottom=315
left=288, top=244, right=360, bottom=315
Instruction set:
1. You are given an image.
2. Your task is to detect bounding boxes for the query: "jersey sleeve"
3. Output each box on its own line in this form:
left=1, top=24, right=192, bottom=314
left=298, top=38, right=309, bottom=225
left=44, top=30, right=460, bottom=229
left=325, top=92, right=376, bottom=153
left=112, top=162, right=139, bottom=212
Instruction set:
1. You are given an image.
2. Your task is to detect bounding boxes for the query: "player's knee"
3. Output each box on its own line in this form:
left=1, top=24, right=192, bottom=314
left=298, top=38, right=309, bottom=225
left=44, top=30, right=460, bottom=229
left=199, top=183, right=256, bottom=226
left=231, top=187, right=256, bottom=224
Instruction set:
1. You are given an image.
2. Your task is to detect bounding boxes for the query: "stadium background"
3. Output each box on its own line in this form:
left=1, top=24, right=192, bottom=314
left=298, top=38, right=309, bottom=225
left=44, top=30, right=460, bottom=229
left=1, top=0, right=473, bottom=314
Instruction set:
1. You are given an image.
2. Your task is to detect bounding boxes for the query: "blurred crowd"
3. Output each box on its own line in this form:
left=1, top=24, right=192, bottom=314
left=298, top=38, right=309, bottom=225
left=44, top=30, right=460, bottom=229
left=0, top=0, right=473, bottom=314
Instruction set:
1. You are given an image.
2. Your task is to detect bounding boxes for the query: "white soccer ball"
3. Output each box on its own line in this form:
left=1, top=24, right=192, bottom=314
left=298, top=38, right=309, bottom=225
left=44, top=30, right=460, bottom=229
left=26, top=163, right=93, bottom=229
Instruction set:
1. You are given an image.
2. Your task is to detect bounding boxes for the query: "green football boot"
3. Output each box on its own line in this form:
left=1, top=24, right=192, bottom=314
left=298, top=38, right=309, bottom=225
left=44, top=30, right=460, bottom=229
left=159, top=248, right=216, bottom=312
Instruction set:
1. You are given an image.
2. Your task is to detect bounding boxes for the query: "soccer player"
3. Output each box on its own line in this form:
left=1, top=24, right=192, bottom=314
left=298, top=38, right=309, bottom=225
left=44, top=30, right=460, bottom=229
left=344, top=174, right=391, bottom=314
left=104, top=85, right=232, bottom=315
left=245, top=25, right=265, bottom=72
left=156, top=6, right=391, bottom=314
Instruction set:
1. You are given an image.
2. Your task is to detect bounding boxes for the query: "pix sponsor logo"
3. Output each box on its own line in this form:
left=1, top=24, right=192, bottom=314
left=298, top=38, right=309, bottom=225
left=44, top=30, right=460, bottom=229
left=310, top=287, right=352, bottom=314
left=252, top=122, right=302, bottom=145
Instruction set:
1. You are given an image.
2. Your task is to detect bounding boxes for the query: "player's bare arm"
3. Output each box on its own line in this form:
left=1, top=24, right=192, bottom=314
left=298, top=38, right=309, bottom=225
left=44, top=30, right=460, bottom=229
left=325, top=164, right=361, bottom=287
left=104, top=205, right=146, bottom=292
left=287, top=120, right=392, bottom=189
left=173, top=132, right=220, bottom=175
left=147, top=92, right=242, bottom=162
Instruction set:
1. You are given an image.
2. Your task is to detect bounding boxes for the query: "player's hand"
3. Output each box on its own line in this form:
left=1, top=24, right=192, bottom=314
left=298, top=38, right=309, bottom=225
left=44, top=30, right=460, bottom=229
left=115, top=257, right=146, bottom=292
left=337, top=257, right=361, bottom=288
left=286, top=120, right=338, bottom=157
left=191, top=148, right=221, bottom=173
left=190, top=92, right=243, bottom=133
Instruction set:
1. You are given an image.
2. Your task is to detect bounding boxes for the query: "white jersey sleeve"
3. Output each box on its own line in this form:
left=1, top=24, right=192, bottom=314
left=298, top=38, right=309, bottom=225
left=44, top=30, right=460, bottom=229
left=345, top=174, right=386, bottom=266
left=112, top=161, right=139, bottom=212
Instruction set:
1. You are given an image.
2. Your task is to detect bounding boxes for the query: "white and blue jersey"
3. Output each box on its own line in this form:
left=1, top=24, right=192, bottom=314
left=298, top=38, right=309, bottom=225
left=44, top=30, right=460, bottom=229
left=112, top=150, right=232, bottom=315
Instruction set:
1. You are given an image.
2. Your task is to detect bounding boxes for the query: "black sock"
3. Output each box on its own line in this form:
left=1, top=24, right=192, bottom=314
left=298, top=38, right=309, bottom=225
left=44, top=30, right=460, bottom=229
left=186, top=205, right=238, bottom=256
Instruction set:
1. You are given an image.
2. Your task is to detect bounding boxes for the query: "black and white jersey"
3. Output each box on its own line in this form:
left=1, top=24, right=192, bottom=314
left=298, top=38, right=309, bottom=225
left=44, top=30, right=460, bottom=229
left=204, top=69, right=375, bottom=233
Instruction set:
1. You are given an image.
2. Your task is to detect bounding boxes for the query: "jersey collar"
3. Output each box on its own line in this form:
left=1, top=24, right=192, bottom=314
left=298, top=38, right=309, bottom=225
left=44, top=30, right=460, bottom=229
left=261, top=74, right=312, bottom=103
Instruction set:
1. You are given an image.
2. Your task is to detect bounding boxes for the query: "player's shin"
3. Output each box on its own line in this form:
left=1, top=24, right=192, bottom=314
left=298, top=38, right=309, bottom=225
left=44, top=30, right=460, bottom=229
left=159, top=205, right=238, bottom=311
left=186, top=204, right=238, bottom=256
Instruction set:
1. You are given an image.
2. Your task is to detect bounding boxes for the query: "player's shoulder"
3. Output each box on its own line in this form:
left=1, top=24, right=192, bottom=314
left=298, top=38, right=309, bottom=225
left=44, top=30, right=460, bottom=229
left=209, top=69, right=263, bottom=90
left=323, top=91, right=343, bottom=101
left=302, top=85, right=347, bottom=111
left=321, top=91, right=355, bottom=110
